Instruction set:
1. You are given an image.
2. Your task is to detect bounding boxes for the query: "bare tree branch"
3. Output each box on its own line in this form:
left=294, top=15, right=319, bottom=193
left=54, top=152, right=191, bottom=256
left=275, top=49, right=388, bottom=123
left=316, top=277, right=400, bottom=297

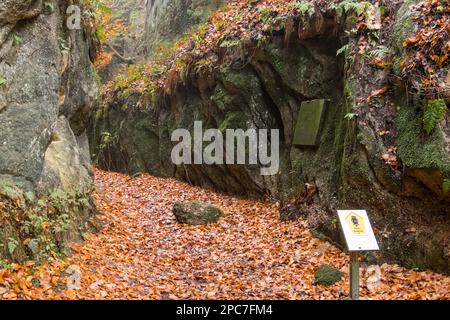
left=105, top=42, right=135, bottom=64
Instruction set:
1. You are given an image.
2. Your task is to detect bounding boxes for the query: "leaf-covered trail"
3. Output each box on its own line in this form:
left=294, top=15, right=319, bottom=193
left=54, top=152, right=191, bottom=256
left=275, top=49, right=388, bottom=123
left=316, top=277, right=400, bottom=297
left=1, top=169, right=448, bottom=300
left=61, top=169, right=448, bottom=300
left=72, top=169, right=347, bottom=299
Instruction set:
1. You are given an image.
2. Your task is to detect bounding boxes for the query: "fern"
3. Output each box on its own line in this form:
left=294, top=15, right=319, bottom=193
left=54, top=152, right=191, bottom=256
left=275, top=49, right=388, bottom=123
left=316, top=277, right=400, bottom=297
left=289, top=1, right=315, bottom=16
left=344, top=113, right=356, bottom=120
left=59, top=37, right=70, bottom=54
left=258, top=7, right=274, bottom=25
left=443, top=179, right=450, bottom=195
left=219, top=38, right=241, bottom=48
left=194, top=58, right=212, bottom=72
left=331, top=0, right=371, bottom=18
left=423, top=99, right=447, bottom=135
left=336, top=44, right=350, bottom=56
left=368, top=45, right=389, bottom=58
left=7, top=238, right=18, bottom=255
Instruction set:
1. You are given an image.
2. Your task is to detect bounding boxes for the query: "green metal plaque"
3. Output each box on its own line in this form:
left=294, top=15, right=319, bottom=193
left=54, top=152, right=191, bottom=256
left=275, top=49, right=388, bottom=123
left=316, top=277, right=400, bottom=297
left=293, top=99, right=328, bottom=147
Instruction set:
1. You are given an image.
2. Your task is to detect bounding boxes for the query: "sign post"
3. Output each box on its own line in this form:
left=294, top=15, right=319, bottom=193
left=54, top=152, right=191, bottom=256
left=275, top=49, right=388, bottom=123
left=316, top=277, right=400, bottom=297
left=350, top=252, right=359, bottom=300
left=338, top=210, right=379, bottom=300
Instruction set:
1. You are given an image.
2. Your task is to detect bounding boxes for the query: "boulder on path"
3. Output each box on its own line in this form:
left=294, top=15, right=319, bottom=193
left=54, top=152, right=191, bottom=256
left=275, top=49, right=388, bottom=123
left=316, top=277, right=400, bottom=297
left=313, top=264, right=343, bottom=286
left=173, top=201, right=223, bottom=225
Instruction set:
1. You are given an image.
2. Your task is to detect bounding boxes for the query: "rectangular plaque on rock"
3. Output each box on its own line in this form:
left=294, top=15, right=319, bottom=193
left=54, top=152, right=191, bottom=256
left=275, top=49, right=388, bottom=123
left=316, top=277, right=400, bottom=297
left=293, top=99, right=328, bottom=147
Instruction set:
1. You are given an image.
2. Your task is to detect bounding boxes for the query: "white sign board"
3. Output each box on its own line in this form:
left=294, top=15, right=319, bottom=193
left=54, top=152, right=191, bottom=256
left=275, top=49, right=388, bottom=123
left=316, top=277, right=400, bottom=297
left=338, top=210, right=379, bottom=251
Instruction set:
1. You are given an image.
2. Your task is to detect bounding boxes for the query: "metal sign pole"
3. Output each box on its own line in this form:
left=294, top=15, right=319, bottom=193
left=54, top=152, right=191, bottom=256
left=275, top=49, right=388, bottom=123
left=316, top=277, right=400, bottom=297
left=350, top=251, right=359, bottom=300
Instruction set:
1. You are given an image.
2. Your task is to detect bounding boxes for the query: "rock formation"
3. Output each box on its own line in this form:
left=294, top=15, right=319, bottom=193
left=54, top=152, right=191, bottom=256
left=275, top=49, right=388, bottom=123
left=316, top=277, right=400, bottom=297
left=0, top=0, right=98, bottom=261
left=91, top=0, right=449, bottom=274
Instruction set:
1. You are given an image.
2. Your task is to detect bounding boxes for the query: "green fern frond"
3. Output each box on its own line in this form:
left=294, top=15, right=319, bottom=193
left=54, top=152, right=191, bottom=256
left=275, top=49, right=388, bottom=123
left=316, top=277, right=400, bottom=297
left=331, top=0, right=371, bottom=18
left=219, top=39, right=241, bottom=48
left=289, top=1, right=315, bottom=16
left=336, top=44, right=350, bottom=56
left=43, top=1, right=55, bottom=13
left=13, top=35, right=24, bottom=46
left=368, top=45, right=389, bottom=58
left=423, top=99, right=447, bottom=135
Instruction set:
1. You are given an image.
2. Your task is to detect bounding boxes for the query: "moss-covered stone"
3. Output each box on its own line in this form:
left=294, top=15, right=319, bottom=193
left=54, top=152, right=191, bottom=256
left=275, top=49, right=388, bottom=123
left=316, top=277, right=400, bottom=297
left=313, top=264, right=343, bottom=286
left=219, top=111, right=248, bottom=131
left=391, top=0, right=419, bottom=74
left=210, top=86, right=244, bottom=112
left=264, top=41, right=340, bottom=98
left=395, top=104, right=450, bottom=173
left=0, top=0, right=97, bottom=261
left=173, top=201, right=223, bottom=225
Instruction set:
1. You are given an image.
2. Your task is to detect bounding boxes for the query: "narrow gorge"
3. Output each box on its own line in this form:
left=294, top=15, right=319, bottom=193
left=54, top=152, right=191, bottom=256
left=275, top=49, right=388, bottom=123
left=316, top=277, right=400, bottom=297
left=91, top=0, right=450, bottom=274
left=0, top=0, right=449, bottom=301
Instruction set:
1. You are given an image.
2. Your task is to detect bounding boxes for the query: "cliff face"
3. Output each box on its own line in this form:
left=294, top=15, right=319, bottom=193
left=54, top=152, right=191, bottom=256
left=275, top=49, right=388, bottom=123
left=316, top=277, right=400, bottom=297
left=92, top=0, right=450, bottom=274
left=144, top=0, right=227, bottom=52
left=0, top=0, right=97, bottom=261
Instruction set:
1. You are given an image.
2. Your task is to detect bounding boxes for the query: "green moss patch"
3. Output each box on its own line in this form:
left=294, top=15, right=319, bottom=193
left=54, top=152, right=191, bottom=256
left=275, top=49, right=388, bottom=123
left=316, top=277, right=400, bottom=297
left=314, top=264, right=343, bottom=286
left=395, top=104, right=450, bottom=174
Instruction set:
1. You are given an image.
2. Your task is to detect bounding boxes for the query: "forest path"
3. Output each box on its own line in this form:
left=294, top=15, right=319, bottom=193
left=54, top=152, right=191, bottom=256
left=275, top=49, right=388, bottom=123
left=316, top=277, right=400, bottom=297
left=59, top=169, right=448, bottom=300
left=2, top=169, right=448, bottom=300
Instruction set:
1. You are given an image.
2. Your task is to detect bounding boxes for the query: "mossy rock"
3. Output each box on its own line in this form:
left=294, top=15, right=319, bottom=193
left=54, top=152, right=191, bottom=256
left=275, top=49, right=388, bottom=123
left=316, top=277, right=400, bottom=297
left=391, top=0, right=419, bottom=73
left=395, top=103, right=450, bottom=196
left=173, top=201, right=224, bottom=225
left=313, top=264, right=343, bottom=286
left=219, top=111, right=248, bottom=131
left=395, top=104, right=450, bottom=172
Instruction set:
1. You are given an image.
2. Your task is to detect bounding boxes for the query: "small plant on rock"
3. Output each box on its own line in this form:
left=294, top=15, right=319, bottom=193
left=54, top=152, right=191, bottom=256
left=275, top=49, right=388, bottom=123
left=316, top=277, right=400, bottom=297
left=423, top=99, right=447, bottom=135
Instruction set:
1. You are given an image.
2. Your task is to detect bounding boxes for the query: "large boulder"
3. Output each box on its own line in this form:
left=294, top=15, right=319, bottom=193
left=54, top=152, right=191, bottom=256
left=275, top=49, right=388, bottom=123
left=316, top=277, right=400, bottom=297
left=173, top=201, right=223, bottom=225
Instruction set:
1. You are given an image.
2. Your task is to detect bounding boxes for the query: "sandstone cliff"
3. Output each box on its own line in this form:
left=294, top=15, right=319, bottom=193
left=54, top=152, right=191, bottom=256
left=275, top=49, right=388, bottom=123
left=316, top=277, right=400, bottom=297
left=0, top=0, right=98, bottom=261
left=91, top=0, right=450, bottom=274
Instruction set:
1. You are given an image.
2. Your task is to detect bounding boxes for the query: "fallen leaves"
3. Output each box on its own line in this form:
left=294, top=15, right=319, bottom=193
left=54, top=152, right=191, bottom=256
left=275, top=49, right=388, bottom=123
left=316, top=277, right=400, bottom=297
left=1, top=169, right=449, bottom=300
left=382, top=152, right=399, bottom=170
left=367, top=86, right=389, bottom=103
left=405, top=227, right=418, bottom=234
left=401, top=0, right=450, bottom=97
